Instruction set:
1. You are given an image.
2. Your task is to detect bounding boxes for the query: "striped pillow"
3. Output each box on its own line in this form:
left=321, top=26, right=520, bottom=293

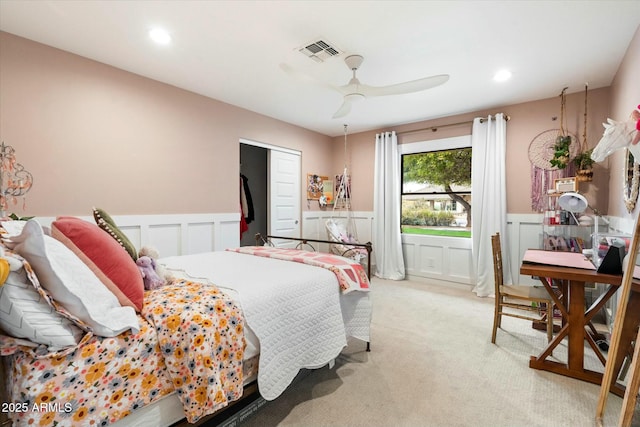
left=0, top=258, right=84, bottom=350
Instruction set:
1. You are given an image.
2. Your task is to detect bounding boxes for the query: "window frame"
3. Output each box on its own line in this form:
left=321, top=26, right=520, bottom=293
left=399, top=135, right=472, bottom=234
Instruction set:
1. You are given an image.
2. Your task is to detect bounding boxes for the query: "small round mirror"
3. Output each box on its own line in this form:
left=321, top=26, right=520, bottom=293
left=624, top=148, right=640, bottom=213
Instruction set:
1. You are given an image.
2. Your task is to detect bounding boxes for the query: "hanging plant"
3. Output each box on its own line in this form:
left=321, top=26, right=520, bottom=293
left=573, top=149, right=594, bottom=169
left=550, top=135, right=572, bottom=169
left=574, top=149, right=594, bottom=181
left=549, top=87, right=572, bottom=169
left=575, top=84, right=594, bottom=182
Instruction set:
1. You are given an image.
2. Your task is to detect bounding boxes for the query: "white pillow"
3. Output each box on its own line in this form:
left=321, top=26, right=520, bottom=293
left=0, top=220, right=27, bottom=237
left=0, top=267, right=84, bottom=351
left=9, top=219, right=140, bottom=337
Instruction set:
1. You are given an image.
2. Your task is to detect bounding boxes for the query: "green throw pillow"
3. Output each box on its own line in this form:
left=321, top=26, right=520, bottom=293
left=92, top=207, right=138, bottom=261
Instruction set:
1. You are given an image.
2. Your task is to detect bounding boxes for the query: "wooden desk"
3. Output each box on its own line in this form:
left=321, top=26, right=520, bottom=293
left=520, top=261, right=640, bottom=397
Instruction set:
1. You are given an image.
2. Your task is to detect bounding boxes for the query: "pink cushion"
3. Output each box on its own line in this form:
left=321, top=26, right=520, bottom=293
left=51, top=217, right=144, bottom=312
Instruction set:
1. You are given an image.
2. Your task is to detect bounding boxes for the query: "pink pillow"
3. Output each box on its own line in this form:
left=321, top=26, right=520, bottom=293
left=51, top=216, right=144, bottom=312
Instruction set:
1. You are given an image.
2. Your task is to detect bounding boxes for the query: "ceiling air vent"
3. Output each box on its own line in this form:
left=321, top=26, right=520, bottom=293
left=298, top=39, right=342, bottom=63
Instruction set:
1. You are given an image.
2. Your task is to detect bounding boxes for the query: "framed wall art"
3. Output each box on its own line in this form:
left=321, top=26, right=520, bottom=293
left=307, top=174, right=328, bottom=200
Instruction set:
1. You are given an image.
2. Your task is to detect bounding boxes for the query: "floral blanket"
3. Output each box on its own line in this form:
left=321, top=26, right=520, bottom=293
left=1, top=317, right=174, bottom=427
left=142, top=280, right=245, bottom=423
left=227, top=246, right=370, bottom=293
left=1, top=280, right=245, bottom=426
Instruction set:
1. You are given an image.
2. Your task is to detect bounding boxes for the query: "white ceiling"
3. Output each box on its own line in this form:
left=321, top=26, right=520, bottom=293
left=1, top=1, right=639, bottom=137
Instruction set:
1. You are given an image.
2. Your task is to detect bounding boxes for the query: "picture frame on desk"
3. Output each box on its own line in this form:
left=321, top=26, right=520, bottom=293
left=554, top=177, right=577, bottom=193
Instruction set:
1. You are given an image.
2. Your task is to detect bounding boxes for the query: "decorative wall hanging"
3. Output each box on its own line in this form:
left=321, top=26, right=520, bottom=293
left=624, top=148, right=640, bottom=213
left=528, top=129, right=579, bottom=211
left=529, top=88, right=579, bottom=212
left=0, top=142, right=33, bottom=217
left=318, top=179, right=334, bottom=206
left=306, top=174, right=328, bottom=200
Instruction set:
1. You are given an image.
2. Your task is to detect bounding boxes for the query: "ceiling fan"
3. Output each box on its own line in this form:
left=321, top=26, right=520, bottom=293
left=281, top=54, right=449, bottom=119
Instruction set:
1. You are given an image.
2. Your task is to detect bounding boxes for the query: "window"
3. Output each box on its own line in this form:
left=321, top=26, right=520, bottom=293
left=400, top=136, right=472, bottom=238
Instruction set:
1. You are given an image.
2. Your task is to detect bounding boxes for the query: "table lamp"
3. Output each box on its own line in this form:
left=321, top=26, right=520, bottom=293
left=558, top=192, right=588, bottom=213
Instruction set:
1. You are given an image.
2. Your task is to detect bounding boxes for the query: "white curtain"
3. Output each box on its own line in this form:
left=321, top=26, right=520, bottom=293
left=471, top=114, right=510, bottom=297
left=373, top=131, right=405, bottom=280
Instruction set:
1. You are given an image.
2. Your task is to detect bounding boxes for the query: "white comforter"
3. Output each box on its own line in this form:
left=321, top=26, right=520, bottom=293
left=159, top=250, right=371, bottom=400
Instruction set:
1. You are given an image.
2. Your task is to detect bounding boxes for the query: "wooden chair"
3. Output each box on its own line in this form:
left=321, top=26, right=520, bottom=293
left=491, top=232, right=554, bottom=343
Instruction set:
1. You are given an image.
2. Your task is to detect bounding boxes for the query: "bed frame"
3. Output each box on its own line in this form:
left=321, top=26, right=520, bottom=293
left=254, top=233, right=373, bottom=279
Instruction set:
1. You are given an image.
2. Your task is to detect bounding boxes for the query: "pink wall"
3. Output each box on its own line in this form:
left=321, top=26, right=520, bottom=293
left=0, top=32, right=333, bottom=217
left=337, top=89, right=611, bottom=214
left=608, top=25, right=640, bottom=218
left=2, top=25, right=638, bottom=220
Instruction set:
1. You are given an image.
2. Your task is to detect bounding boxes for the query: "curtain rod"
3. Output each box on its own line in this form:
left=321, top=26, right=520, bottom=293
left=397, top=113, right=510, bottom=135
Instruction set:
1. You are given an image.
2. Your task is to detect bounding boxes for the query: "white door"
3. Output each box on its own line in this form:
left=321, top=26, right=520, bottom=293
left=269, top=149, right=301, bottom=246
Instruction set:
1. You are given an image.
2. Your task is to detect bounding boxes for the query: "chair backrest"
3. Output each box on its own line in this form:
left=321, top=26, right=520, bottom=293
left=491, top=233, right=504, bottom=295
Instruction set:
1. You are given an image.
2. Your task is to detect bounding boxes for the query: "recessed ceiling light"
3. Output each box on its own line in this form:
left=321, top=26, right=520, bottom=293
left=149, top=28, right=171, bottom=45
left=493, top=69, right=512, bottom=82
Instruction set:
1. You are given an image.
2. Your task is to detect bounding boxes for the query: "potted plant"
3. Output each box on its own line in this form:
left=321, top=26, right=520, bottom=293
left=550, top=135, right=572, bottom=169
left=573, top=149, right=594, bottom=182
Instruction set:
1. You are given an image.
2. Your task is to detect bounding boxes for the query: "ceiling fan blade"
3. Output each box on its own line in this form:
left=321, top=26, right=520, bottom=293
left=360, top=74, right=450, bottom=97
left=332, top=93, right=365, bottom=119
left=332, top=98, right=352, bottom=119
left=279, top=63, right=339, bottom=92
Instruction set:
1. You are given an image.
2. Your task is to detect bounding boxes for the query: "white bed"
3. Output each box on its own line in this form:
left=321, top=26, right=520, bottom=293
left=107, top=250, right=371, bottom=427
left=0, top=215, right=371, bottom=427
left=23, top=248, right=369, bottom=427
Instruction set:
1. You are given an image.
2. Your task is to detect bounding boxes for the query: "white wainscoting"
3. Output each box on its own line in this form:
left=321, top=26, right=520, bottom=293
left=402, top=233, right=474, bottom=285
left=400, top=213, right=546, bottom=287
left=34, top=211, right=629, bottom=290
left=506, top=213, right=545, bottom=286
left=302, top=211, right=547, bottom=287
left=37, top=213, right=240, bottom=257
left=399, top=213, right=554, bottom=287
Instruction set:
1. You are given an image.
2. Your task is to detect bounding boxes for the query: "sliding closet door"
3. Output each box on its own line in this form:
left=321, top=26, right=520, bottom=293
left=240, top=144, right=267, bottom=246
left=269, top=149, right=301, bottom=245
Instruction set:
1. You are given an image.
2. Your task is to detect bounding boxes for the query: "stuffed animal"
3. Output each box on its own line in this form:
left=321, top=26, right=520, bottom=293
left=136, top=255, right=165, bottom=290
left=0, top=246, right=24, bottom=286
left=138, top=245, right=174, bottom=286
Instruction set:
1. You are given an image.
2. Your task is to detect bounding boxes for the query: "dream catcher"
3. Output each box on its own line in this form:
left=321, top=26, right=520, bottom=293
left=528, top=88, right=579, bottom=212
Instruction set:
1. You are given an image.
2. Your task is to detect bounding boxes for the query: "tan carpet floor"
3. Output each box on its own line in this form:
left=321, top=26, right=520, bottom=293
left=238, top=277, right=630, bottom=427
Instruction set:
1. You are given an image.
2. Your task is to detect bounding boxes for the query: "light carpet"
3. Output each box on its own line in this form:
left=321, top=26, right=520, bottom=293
left=237, top=277, right=630, bottom=427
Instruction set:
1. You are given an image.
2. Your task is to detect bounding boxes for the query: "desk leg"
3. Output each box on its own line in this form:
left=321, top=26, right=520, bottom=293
left=566, top=280, right=586, bottom=372
left=530, top=277, right=569, bottom=368
left=561, top=280, right=568, bottom=328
